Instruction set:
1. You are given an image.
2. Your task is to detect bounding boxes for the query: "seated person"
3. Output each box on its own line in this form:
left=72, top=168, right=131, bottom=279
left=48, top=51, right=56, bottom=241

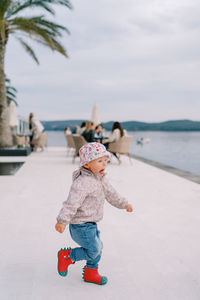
left=29, top=112, right=44, bottom=151
left=82, top=121, right=95, bottom=142
left=94, top=124, right=104, bottom=142
left=77, top=122, right=86, bottom=135
left=103, top=122, right=127, bottom=158
left=64, top=127, right=72, bottom=136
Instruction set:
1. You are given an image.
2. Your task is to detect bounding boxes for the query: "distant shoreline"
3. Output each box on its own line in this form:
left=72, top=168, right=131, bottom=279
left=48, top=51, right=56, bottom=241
left=44, top=129, right=200, bottom=132
left=42, top=119, right=200, bottom=132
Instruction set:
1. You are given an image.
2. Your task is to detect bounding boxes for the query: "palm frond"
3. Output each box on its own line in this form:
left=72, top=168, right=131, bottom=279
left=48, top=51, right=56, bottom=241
left=8, top=86, right=17, bottom=93
left=6, top=0, right=72, bottom=18
left=30, top=17, right=70, bottom=35
left=8, top=16, right=68, bottom=57
left=6, top=1, right=55, bottom=18
left=7, top=96, right=18, bottom=106
left=10, top=17, right=57, bottom=39
left=6, top=77, right=17, bottom=92
left=0, top=0, right=12, bottom=20
left=6, top=89, right=17, bottom=99
left=16, top=37, right=39, bottom=64
left=9, top=15, right=69, bottom=37
left=5, top=77, right=11, bottom=84
left=31, top=0, right=73, bottom=10
left=44, top=36, right=67, bottom=56
left=27, top=34, right=68, bottom=57
left=6, top=85, right=17, bottom=97
left=5, top=74, right=18, bottom=106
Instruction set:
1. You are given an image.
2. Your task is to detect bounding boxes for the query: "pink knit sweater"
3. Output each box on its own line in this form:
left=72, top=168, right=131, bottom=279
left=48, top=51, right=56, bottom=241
left=57, top=167, right=128, bottom=225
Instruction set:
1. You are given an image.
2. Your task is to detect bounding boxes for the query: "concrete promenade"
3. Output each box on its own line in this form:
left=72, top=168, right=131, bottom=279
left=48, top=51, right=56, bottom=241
left=1, top=147, right=200, bottom=300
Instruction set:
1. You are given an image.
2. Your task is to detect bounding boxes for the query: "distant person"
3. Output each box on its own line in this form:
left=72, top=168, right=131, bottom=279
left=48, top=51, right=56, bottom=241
left=55, top=142, right=133, bottom=285
left=103, top=121, right=127, bottom=149
left=29, top=112, right=44, bottom=151
left=64, top=127, right=72, bottom=136
left=78, top=122, right=86, bottom=135
left=82, top=121, right=95, bottom=142
left=94, top=124, right=104, bottom=143
left=71, top=125, right=79, bottom=134
left=29, top=113, right=34, bottom=151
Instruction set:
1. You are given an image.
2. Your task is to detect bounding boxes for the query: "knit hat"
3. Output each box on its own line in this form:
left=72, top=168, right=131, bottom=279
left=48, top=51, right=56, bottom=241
left=79, top=142, right=111, bottom=167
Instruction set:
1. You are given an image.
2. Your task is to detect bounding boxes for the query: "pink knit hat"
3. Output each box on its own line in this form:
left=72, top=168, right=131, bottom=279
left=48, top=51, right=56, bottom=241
left=79, top=142, right=111, bottom=166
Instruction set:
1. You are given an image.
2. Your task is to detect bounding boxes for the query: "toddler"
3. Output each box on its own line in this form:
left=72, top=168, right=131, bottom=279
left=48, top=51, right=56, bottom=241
left=55, top=142, right=133, bottom=285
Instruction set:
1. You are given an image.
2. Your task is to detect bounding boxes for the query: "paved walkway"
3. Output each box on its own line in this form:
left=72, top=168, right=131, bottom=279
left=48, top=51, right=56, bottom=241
left=1, top=147, right=200, bottom=300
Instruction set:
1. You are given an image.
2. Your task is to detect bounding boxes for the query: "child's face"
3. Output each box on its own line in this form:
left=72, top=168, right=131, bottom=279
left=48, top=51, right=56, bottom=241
left=84, top=155, right=108, bottom=177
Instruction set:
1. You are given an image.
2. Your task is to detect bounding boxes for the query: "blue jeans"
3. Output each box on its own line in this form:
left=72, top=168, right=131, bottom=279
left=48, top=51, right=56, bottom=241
left=69, top=222, right=103, bottom=269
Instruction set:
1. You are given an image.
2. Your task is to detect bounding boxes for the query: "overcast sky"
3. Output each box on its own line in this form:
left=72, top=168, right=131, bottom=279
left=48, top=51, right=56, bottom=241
left=5, top=0, right=200, bottom=122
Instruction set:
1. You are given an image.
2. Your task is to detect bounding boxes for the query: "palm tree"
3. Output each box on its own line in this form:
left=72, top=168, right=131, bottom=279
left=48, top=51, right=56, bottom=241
left=0, top=0, right=72, bottom=147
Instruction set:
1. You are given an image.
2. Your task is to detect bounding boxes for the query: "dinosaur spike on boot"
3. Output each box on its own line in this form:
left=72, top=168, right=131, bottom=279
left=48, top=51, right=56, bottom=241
left=57, top=247, right=75, bottom=277
left=83, top=266, right=108, bottom=285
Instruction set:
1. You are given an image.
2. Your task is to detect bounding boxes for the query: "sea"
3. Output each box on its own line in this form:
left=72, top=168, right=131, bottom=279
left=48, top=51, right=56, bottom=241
left=46, top=130, right=200, bottom=176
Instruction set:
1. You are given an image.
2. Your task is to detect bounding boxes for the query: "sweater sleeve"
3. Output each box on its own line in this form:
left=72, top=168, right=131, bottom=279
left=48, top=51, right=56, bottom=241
left=102, top=177, right=128, bottom=209
left=57, top=181, right=87, bottom=225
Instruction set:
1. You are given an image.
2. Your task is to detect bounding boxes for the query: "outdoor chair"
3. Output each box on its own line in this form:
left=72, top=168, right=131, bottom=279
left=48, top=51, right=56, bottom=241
left=72, top=134, right=87, bottom=163
left=65, top=134, right=75, bottom=156
left=12, top=133, right=30, bottom=148
left=32, top=132, right=48, bottom=151
left=108, top=136, right=133, bottom=164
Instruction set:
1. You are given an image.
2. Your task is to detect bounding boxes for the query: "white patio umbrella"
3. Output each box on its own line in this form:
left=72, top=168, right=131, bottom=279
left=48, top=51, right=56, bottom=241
left=9, top=101, right=19, bottom=129
left=91, top=104, right=100, bottom=127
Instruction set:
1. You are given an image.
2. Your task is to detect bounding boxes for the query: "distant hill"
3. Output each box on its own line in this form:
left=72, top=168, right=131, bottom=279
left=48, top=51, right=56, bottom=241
left=41, top=119, right=200, bottom=132
left=41, top=120, right=84, bottom=131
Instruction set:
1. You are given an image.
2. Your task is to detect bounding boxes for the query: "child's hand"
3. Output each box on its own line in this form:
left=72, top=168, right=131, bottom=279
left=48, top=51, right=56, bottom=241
left=55, top=223, right=66, bottom=233
left=126, top=204, right=133, bottom=212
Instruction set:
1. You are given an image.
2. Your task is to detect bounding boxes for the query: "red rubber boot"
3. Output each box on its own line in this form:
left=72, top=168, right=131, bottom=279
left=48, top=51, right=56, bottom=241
left=57, top=247, right=75, bottom=277
left=82, top=266, right=108, bottom=285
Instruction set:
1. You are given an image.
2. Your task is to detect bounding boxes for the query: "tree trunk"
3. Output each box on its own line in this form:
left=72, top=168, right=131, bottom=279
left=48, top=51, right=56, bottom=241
left=0, top=43, right=13, bottom=148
